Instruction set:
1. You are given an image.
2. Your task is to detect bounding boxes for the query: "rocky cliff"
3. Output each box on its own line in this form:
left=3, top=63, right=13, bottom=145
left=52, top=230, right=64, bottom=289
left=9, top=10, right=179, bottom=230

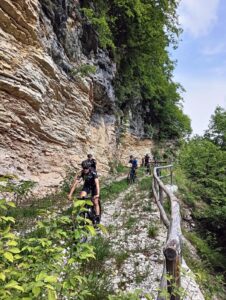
left=0, top=0, right=153, bottom=193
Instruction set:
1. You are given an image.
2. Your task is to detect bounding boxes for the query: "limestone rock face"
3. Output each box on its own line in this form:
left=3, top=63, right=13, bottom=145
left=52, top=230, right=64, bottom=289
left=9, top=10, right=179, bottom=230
left=0, top=0, right=153, bottom=194
left=117, top=133, right=153, bottom=166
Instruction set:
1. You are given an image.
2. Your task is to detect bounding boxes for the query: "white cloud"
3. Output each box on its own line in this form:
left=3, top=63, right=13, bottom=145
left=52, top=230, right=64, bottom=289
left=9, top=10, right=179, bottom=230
left=179, top=0, right=220, bottom=37
left=177, top=74, right=226, bottom=134
left=202, top=42, right=226, bottom=55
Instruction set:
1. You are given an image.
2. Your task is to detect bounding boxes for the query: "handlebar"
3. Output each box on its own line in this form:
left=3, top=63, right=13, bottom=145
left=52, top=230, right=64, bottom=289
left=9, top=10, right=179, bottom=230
left=76, top=196, right=93, bottom=200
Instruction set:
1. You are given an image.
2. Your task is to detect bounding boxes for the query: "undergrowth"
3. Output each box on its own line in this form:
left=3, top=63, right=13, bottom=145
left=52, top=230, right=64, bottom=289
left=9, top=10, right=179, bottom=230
left=183, top=241, right=226, bottom=300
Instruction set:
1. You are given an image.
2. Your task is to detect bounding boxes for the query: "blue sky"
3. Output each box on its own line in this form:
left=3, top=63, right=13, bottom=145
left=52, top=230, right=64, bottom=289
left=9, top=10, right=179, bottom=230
left=173, top=0, right=226, bottom=135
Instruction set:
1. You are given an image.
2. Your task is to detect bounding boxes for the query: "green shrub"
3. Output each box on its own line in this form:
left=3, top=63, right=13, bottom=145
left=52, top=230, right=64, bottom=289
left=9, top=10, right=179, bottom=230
left=142, top=204, right=152, bottom=213
left=91, top=236, right=111, bottom=265
left=184, top=231, right=226, bottom=270
left=70, top=64, right=96, bottom=77
left=0, top=198, right=96, bottom=299
left=108, top=290, right=153, bottom=300
left=148, top=224, right=159, bottom=238
left=82, top=272, right=114, bottom=300
left=183, top=243, right=226, bottom=299
left=125, top=216, right=137, bottom=229
left=114, top=251, right=129, bottom=268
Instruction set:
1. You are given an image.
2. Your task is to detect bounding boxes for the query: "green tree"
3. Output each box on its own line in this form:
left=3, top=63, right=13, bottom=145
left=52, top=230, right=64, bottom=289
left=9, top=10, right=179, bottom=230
left=80, top=0, right=191, bottom=141
left=205, top=106, right=226, bottom=150
left=179, top=135, right=226, bottom=271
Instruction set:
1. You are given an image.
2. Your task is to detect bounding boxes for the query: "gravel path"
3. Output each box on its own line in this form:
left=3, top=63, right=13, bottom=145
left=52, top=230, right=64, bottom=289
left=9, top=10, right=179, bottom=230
left=101, top=184, right=167, bottom=298
left=101, top=181, right=205, bottom=299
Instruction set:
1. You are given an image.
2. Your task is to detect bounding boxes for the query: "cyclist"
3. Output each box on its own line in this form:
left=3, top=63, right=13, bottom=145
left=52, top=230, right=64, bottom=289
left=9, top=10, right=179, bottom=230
left=128, top=155, right=138, bottom=181
left=68, top=161, right=101, bottom=224
left=144, top=154, right=151, bottom=174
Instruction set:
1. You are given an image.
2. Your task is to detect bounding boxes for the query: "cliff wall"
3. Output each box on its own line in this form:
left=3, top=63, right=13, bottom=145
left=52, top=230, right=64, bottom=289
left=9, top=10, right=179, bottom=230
left=0, top=0, right=153, bottom=193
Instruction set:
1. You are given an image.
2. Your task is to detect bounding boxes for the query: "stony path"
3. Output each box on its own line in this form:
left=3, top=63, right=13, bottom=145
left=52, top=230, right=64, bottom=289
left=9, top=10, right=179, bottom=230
left=101, top=180, right=205, bottom=299
left=101, top=183, right=167, bottom=298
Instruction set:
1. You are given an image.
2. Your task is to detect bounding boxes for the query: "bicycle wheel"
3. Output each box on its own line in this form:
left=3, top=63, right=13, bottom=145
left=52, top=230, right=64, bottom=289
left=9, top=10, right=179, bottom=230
left=133, top=173, right=137, bottom=183
left=127, top=174, right=131, bottom=184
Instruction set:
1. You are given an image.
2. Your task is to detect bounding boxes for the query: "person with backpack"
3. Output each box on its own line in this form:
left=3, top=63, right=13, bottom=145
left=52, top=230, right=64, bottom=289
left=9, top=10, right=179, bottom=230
left=128, top=155, right=138, bottom=182
left=68, top=160, right=101, bottom=224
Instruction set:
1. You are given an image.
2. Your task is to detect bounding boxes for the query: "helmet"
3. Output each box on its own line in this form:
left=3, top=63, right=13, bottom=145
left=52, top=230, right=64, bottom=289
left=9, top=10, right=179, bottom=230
left=87, top=154, right=92, bottom=159
left=81, top=160, right=90, bottom=169
left=130, top=155, right=133, bottom=159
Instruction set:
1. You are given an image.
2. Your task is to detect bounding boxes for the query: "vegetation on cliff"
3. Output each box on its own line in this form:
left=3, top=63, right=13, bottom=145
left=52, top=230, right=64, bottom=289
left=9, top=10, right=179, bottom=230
left=81, top=0, right=191, bottom=140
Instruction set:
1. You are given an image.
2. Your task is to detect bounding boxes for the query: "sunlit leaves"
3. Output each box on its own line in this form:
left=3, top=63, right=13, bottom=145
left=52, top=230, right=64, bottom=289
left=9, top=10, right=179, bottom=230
left=0, top=197, right=100, bottom=299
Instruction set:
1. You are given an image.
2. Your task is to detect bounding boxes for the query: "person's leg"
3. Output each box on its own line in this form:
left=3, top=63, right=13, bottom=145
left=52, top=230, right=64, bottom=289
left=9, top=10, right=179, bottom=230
left=92, top=189, right=101, bottom=224
left=93, top=196, right=100, bottom=216
left=134, top=168, right=136, bottom=176
left=79, top=186, right=89, bottom=198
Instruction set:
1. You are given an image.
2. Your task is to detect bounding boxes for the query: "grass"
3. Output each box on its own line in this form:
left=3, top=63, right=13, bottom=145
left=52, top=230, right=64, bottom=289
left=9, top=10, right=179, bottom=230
left=138, top=176, right=152, bottom=192
left=10, top=175, right=130, bottom=232
left=163, top=198, right=171, bottom=216
left=106, top=224, right=117, bottom=234
left=81, top=235, right=112, bottom=282
left=124, top=216, right=137, bottom=229
left=184, top=231, right=226, bottom=271
left=142, top=204, right=152, bottom=213
left=174, top=168, right=196, bottom=207
left=147, top=223, right=159, bottom=238
left=108, top=161, right=129, bottom=175
left=122, top=192, right=134, bottom=209
left=90, top=236, right=112, bottom=265
left=7, top=193, right=68, bottom=229
left=115, top=163, right=129, bottom=174
left=114, top=251, right=130, bottom=268
left=135, top=272, right=148, bottom=284
left=124, top=192, right=133, bottom=202
left=183, top=242, right=226, bottom=300
left=101, top=179, right=129, bottom=202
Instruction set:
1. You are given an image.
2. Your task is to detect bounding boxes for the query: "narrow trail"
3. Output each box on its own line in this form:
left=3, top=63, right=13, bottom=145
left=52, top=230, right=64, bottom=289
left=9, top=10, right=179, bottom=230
left=101, top=178, right=205, bottom=299
left=101, top=181, right=167, bottom=298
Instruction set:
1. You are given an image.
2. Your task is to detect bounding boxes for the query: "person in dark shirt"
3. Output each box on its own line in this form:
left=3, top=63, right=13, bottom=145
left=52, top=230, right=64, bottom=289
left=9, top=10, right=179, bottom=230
left=68, top=160, right=100, bottom=223
left=129, top=155, right=138, bottom=168
left=144, top=154, right=150, bottom=166
left=81, top=154, right=97, bottom=171
left=128, top=155, right=138, bottom=178
left=144, top=154, right=151, bottom=174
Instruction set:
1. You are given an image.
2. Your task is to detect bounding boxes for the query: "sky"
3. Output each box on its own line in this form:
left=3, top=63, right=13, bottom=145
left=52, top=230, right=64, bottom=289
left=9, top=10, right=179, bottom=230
left=173, top=0, right=226, bottom=135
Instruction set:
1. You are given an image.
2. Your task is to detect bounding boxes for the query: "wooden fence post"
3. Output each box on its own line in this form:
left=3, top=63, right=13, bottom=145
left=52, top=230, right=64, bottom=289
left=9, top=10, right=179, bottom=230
left=170, top=166, right=173, bottom=185
left=164, top=244, right=181, bottom=300
left=159, top=186, right=164, bottom=205
left=153, top=165, right=182, bottom=300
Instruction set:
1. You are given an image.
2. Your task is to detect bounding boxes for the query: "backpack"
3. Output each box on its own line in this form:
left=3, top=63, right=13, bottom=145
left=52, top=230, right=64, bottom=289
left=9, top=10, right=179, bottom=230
left=132, top=159, right=138, bottom=168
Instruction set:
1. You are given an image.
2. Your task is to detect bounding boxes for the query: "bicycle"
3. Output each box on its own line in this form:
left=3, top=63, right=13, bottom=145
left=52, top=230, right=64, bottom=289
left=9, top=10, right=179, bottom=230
left=127, top=167, right=137, bottom=184
left=76, top=196, right=102, bottom=228
left=71, top=196, right=101, bottom=243
left=145, top=163, right=151, bottom=175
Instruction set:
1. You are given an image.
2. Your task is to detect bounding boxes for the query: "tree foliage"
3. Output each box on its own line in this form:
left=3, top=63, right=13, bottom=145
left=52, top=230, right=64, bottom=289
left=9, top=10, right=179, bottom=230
left=205, top=106, right=226, bottom=150
left=81, top=0, right=191, bottom=140
left=179, top=110, right=226, bottom=271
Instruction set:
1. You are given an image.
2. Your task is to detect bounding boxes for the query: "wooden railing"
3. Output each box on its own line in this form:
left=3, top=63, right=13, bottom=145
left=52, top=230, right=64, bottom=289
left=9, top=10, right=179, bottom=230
left=152, top=165, right=182, bottom=300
